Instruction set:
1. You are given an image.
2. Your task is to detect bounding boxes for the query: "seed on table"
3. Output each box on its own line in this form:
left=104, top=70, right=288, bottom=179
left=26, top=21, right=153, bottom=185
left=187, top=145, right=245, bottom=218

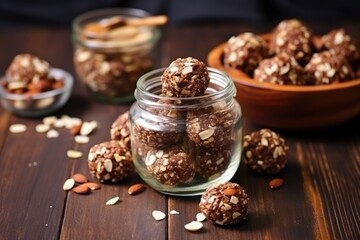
left=35, top=123, right=50, bottom=133
left=67, top=150, right=83, bottom=159
left=184, top=221, right=203, bottom=231
left=63, top=178, right=75, bottom=191
left=9, top=124, right=27, bottom=133
left=46, top=129, right=59, bottom=138
left=152, top=210, right=166, bottom=221
left=169, top=210, right=179, bottom=215
left=106, top=196, right=120, bottom=205
left=74, top=135, right=90, bottom=144
left=269, top=178, right=285, bottom=189
left=72, top=173, right=88, bottom=183
left=72, top=184, right=91, bottom=194
left=83, top=182, right=101, bottom=190
left=196, top=212, right=206, bottom=222
left=127, top=183, right=145, bottom=195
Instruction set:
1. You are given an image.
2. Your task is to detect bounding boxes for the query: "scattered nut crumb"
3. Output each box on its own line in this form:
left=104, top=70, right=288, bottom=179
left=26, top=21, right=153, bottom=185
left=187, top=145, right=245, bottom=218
left=63, top=178, right=75, bottom=191
left=9, top=124, right=27, bottom=133
left=196, top=212, right=206, bottom=222
left=184, top=221, right=203, bottom=231
left=152, top=210, right=166, bottom=221
left=67, top=150, right=83, bottom=159
left=74, top=135, right=90, bottom=144
left=169, top=210, right=180, bottom=215
left=46, top=129, right=59, bottom=138
left=35, top=123, right=50, bottom=133
left=106, top=196, right=120, bottom=205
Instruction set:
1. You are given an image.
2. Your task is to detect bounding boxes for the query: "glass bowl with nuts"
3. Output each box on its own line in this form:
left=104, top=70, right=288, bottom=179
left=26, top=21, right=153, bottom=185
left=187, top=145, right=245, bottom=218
left=0, top=54, right=73, bottom=117
left=72, top=8, right=165, bottom=104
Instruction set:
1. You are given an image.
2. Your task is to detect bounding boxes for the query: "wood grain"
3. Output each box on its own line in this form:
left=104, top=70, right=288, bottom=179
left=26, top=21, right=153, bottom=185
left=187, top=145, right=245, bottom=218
left=0, top=22, right=360, bottom=240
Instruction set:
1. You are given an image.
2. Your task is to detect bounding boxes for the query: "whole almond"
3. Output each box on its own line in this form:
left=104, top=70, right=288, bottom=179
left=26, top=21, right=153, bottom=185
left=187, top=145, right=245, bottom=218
left=83, top=182, right=101, bottom=191
left=72, top=173, right=88, bottom=183
left=70, top=124, right=82, bottom=136
left=72, top=184, right=91, bottom=194
left=223, top=187, right=239, bottom=196
left=269, top=178, right=284, bottom=189
left=128, top=183, right=145, bottom=195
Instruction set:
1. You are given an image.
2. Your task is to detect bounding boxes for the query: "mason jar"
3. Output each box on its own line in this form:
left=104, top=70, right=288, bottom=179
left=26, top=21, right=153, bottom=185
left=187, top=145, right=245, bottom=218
left=128, top=67, right=243, bottom=196
left=72, top=8, right=160, bottom=103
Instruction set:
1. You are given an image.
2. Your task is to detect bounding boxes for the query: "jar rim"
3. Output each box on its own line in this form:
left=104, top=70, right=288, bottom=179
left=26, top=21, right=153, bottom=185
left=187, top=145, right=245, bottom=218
left=72, top=8, right=161, bottom=51
left=135, top=67, right=236, bottom=108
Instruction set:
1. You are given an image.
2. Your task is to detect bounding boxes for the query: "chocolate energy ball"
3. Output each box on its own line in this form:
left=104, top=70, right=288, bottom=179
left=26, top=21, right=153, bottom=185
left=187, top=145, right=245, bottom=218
left=88, top=140, right=134, bottom=183
left=305, top=50, right=354, bottom=85
left=271, top=26, right=314, bottom=65
left=110, top=111, right=131, bottom=149
left=223, top=32, right=269, bottom=76
left=321, top=28, right=359, bottom=64
left=145, top=146, right=196, bottom=186
left=6, top=53, right=51, bottom=84
left=186, top=108, right=234, bottom=148
left=161, top=57, right=210, bottom=97
left=242, top=128, right=288, bottom=175
left=254, top=54, right=308, bottom=85
left=195, top=144, right=232, bottom=180
left=199, top=182, right=249, bottom=225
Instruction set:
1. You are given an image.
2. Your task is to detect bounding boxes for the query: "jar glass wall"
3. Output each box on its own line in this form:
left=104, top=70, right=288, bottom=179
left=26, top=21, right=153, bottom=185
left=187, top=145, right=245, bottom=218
left=72, top=8, right=160, bottom=104
left=129, top=68, right=243, bottom=196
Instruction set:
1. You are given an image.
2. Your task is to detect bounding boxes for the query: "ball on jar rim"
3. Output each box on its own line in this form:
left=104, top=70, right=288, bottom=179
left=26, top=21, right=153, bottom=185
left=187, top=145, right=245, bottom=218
left=161, top=57, right=210, bottom=97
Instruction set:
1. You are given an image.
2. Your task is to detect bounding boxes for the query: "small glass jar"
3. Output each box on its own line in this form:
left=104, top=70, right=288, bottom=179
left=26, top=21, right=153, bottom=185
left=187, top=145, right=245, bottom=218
left=129, top=68, right=243, bottom=196
left=72, top=8, right=160, bottom=103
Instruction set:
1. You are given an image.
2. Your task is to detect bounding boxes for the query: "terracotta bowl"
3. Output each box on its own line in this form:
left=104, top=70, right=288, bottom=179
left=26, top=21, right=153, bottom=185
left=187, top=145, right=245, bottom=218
left=207, top=42, right=360, bottom=131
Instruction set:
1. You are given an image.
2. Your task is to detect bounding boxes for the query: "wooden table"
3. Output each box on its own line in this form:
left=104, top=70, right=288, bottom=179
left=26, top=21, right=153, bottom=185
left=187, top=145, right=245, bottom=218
left=0, top=21, right=359, bottom=240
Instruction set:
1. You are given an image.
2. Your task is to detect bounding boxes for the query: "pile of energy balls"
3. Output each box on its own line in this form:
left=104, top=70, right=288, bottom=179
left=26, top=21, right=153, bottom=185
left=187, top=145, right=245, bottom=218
left=223, top=19, right=359, bottom=85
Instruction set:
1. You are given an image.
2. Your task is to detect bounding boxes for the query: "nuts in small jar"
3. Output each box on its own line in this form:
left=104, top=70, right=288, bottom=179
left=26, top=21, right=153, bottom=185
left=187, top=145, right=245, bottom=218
left=72, top=9, right=161, bottom=103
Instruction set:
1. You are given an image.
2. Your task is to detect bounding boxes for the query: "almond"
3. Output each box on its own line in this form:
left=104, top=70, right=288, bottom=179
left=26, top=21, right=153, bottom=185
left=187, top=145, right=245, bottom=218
left=269, top=178, right=284, bottom=189
left=223, top=187, right=239, bottom=196
left=70, top=124, right=82, bottom=135
left=72, top=184, right=91, bottom=194
left=128, top=183, right=145, bottom=195
left=83, top=182, right=101, bottom=190
left=72, top=173, right=88, bottom=183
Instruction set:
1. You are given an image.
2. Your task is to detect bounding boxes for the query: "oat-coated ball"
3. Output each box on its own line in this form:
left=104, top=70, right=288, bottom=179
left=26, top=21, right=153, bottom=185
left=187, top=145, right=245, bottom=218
left=199, top=182, right=249, bottom=225
left=161, top=57, right=210, bottom=97
left=186, top=106, right=235, bottom=148
left=110, top=111, right=131, bottom=149
left=223, top=32, right=269, bottom=76
left=6, top=53, right=50, bottom=84
left=195, top=144, right=232, bottom=180
left=321, top=28, right=359, bottom=64
left=145, top=145, right=196, bottom=185
left=254, top=54, right=308, bottom=85
left=88, top=140, right=134, bottom=183
left=242, top=129, right=288, bottom=174
left=271, top=25, right=314, bottom=65
left=305, top=50, right=354, bottom=85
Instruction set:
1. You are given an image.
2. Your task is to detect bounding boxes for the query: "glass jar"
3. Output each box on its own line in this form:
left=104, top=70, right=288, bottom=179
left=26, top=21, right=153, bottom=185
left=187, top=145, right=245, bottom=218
left=129, top=68, right=243, bottom=196
left=72, top=8, right=160, bottom=104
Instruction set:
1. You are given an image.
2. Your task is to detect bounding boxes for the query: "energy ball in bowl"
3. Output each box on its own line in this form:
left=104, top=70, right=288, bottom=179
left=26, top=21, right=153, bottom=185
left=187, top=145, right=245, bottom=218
left=145, top=145, right=196, bottom=186
left=223, top=32, right=269, bottom=76
left=305, top=50, right=354, bottom=85
left=242, top=128, right=288, bottom=175
left=88, top=140, right=134, bottom=183
left=110, top=111, right=131, bottom=149
left=199, top=182, right=249, bottom=225
left=320, top=28, right=359, bottom=64
left=6, top=53, right=51, bottom=84
left=254, top=54, right=308, bottom=85
left=271, top=20, right=314, bottom=65
left=161, top=57, right=210, bottom=97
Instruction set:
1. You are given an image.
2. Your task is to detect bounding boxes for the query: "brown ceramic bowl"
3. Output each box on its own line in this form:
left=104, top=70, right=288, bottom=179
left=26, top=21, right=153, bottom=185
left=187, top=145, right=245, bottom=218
left=207, top=42, right=360, bottom=131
